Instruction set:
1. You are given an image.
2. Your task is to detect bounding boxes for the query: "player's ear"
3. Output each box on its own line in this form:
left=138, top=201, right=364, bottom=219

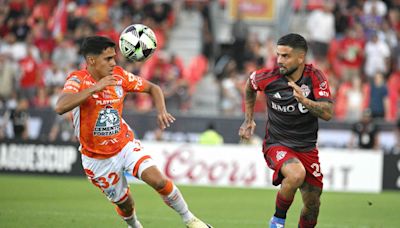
left=298, top=51, right=305, bottom=64
left=87, top=56, right=95, bottom=65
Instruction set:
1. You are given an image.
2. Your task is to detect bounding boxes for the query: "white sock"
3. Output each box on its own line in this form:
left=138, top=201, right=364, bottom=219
left=124, top=211, right=140, bottom=227
left=161, top=184, right=194, bottom=223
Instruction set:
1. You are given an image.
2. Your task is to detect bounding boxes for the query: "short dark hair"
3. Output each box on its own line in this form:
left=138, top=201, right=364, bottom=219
left=277, top=33, right=308, bottom=53
left=80, top=36, right=116, bottom=57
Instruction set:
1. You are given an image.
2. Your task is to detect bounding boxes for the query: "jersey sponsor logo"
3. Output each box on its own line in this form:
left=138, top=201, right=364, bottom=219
left=96, top=99, right=120, bottom=105
left=93, top=106, right=121, bottom=136
left=64, top=85, right=79, bottom=92
left=271, top=101, right=296, bottom=113
left=84, top=81, right=95, bottom=86
left=300, top=84, right=310, bottom=97
left=319, top=81, right=328, bottom=90
left=65, top=76, right=81, bottom=89
left=271, top=101, right=309, bottom=114
left=115, top=86, right=123, bottom=98
left=276, top=150, right=287, bottom=161
left=273, top=92, right=281, bottom=99
left=318, top=90, right=330, bottom=97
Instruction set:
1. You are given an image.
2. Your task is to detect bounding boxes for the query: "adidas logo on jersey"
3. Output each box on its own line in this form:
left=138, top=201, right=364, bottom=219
left=273, top=92, right=281, bottom=99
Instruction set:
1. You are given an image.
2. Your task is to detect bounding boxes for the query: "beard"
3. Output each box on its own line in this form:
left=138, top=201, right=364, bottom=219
left=279, top=65, right=298, bottom=76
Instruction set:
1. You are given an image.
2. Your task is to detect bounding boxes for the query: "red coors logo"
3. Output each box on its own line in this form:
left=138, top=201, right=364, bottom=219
left=163, top=146, right=258, bottom=186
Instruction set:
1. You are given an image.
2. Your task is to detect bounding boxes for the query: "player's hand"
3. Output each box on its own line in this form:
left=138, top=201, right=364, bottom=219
left=93, top=76, right=118, bottom=93
left=157, top=111, right=175, bottom=130
left=239, top=120, right=256, bottom=142
left=288, top=81, right=305, bottom=103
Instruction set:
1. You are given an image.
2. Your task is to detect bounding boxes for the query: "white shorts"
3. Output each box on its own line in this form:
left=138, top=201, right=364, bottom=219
left=81, top=139, right=155, bottom=203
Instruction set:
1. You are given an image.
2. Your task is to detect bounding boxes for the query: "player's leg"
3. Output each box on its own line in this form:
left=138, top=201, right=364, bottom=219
left=81, top=152, right=143, bottom=228
left=295, top=148, right=323, bottom=228
left=264, top=146, right=306, bottom=228
left=115, top=194, right=142, bottom=228
left=298, top=182, right=322, bottom=228
left=125, top=140, right=211, bottom=227
left=140, top=165, right=211, bottom=228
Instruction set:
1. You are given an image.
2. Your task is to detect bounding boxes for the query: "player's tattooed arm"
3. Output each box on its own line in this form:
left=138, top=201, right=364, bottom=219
left=244, top=79, right=257, bottom=121
left=239, top=80, right=257, bottom=141
left=288, top=81, right=333, bottom=121
left=301, top=99, right=333, bottom=121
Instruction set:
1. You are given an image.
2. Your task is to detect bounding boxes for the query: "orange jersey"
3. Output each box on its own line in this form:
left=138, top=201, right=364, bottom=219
left=62, top=66, right=147, bottom=159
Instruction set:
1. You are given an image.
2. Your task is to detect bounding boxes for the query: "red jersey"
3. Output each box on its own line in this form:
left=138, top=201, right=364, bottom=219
left=62, top=66, right=147, bottom=158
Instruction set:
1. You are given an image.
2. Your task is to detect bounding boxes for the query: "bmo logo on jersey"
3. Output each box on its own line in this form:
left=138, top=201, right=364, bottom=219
left=271, top=101, right=309, bottom=114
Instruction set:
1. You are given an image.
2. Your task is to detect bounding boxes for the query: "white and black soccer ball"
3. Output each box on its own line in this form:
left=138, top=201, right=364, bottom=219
left=119, top=24, right=157, bottom=62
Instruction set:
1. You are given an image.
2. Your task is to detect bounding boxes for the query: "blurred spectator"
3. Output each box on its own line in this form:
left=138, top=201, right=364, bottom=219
left=1, top=97, right=30, bottom=140
left=368, top=72, right=388, bottom=119
left=19, top=46, right=41, bottom=98
left=364, top=32, right=390, bottom=79
left=349, top=109, right=379, bottom=150
left=163, top=66, right=189, bottom=113
left=199, top=123, right=223, bottom=145
left=363, top=0, right=387, bottom=17
left=51, top=39, right=78, bottom=70
left=220, top=59, right=242, bottom=116
left=360, top=4, right=384, bottom=39
left=306, top=2, right=335, bottom=61
left=344, top=77, right=368, bottom=122
left=48, top=112, right=76, bottom=142
left=377, top=20, right=398, bottom=49
left=30, top=86, right=50, bottom=109
left=387, top=70, right=400, bottom=120
left=338, top=27, right=365, bottom=82
left=0, top=54, right=18, bottom=102
left=11, top=14, right=30, bottom=41
left=231, top=9, right=249, bottom=73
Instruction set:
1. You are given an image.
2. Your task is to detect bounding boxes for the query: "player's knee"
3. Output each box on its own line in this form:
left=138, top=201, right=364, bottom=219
left=287, top=169, right=306, bottom=187
left=304, top=198, right=321, bottom=211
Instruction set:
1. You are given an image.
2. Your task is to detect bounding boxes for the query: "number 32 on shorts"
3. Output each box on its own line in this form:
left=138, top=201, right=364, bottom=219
left=85, top=169, right=120, bottom=189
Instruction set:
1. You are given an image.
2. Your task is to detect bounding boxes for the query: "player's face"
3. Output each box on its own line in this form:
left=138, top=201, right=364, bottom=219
left=276, top=45, right=304, bottom=76
left=91, top=47, right=117, bottom=77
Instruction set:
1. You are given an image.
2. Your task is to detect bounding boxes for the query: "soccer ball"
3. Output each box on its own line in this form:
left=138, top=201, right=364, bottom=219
left=119, top=24, right=157, bottom=62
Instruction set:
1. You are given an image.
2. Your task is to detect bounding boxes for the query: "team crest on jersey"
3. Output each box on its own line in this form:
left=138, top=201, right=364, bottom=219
left=93, top=106, right=121, bottom=136
left=300, top=84, right=310, bottom=97
left=115, top=86, right=123, bottom=98
left=319, top=81, right=328, bottom=90
left=276, top=150, right=287, bottom=161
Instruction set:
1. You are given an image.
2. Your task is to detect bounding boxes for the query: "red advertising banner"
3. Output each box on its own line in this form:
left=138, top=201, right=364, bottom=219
left=228, top=0, right=276, bottom=21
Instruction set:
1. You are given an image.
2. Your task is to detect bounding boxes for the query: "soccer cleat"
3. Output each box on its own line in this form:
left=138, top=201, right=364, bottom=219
left=185, top=217, right=213, bottom=228
left=269, top=216, right=285, bottom=228
left=128, top=220, right=143, bottom=228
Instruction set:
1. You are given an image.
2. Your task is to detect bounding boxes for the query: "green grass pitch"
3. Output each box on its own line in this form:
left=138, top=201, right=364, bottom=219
left=0, top=174, right=399, bottom=228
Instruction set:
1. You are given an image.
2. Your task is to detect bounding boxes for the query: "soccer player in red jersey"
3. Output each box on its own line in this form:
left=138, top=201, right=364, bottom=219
left=239, top=33, right=333, bottom=228
left=55, top=36, right=211, bottom=228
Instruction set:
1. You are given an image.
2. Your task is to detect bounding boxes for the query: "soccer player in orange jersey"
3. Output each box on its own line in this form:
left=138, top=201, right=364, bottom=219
left=239, top=34, right=333, bottom=228
left=55, top=36, right=211, bottom=228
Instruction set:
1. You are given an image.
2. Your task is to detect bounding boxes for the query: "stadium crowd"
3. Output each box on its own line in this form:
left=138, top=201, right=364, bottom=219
left=0, top=0, right=399, bottom=143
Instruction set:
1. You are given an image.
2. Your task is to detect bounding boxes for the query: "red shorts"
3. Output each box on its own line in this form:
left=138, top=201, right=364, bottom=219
left=263, top=145, right=323, bottom=189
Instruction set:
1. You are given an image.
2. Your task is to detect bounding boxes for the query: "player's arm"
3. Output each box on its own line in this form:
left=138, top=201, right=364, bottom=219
left=288, top=81, right=333, bottom=121
left=55, top=75, right=117, bottom=115
left=141, top=80, right=175, bottom=129
left=239, top=79, right=257, bottom=140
